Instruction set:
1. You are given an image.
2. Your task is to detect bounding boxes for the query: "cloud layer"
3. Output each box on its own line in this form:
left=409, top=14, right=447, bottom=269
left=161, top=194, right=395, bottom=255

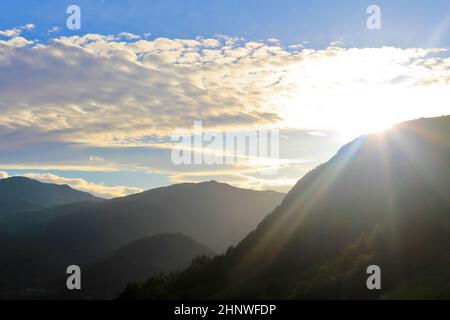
left=21, top=172, right=143, bottom=198
left=1, top=32, right=448, bottom=149
left=1, top=28, right=449, bottom=192
left=0, top=171, right=8, bottom=179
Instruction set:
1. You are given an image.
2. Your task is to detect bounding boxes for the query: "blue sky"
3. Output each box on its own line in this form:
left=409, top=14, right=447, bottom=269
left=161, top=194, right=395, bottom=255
left=0, top=1, right=449, bottom=197
left=1, top=0, right=450, bottom=47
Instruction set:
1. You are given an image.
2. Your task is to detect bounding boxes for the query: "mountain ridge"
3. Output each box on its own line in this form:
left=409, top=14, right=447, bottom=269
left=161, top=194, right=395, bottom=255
left=0, top=179, right=284, bottom=298
left=0, top=176, right=102, bottom=219
left=59, top=233, right=215, bottom=299
left=119, top=115, right=450, bottom=299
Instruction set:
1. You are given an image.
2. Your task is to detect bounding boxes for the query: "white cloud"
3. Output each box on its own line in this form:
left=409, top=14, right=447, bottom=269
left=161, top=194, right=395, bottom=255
left=0, top=33, right=447, bottom=151
left=116, top=32, right=140, bottom=40
left=0, top=171, right=8, bottom=179
left=0, top=34, right=292, bottom=147
left=308, top=131, right=327, bottom=137
left=20, top=173, right=143, bottom=198
left=0, top=36, right=33, bottom=47
left=0, top=27, right=22, bottom=38
left=48, top=26, right=61, bottom=34
left=169, top=170, right=296, bottom=192
left=0, top=31, right=450, bottom=191
left=329, top=40, right=345, bottom=48
left=0, top=24, right=35, bottom=38
left=0, top=163, right=119, bottom=172
left=89, top=155, right=105, bottom=162
left=23, top=24, right=35, bottom=30
left=266, top=38, right=280, bottom=43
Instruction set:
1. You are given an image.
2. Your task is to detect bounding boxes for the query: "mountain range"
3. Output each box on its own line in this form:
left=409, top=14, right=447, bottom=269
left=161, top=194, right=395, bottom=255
left=0, top=179, right=283, bottom=298
left=120, top=115, right=450, bottom=299
left=61, top=233, right=215, bottom=299
left=0, top=176, right=101, bottom=220
left=1, top=115, right=449, bottom=300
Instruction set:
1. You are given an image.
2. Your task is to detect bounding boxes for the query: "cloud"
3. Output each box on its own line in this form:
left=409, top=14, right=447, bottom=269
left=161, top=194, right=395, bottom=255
left=48, top=26, right=61, bottom=34
left=329, top=40, right=345, bottom=48
left=0, top=33, right=448, bottom=151
left=0, top=163, right=119, bottom=172
left=20, top=172, right=143, bottom=198
left=307, top=131, right=327, bottom=137
left=23, top=24, right=35, bottom=30
left=116, top=32, right=140, bottom=40
left=169, top=170, right=296, bottom=192
left=1, top=31, right=450, bottom=192
left=0, top=171, right=8, bottom=179
left=0, top=33, right=295, bottom=147
left=89, top=155, right=105, bottom=162
left=0, top=24, right=35, bottom=38
left=0, top=27, right=22, bottom=38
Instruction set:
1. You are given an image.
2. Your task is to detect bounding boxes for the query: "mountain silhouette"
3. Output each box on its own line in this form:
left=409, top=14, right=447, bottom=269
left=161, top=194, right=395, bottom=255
left=120, top=115, right=450, bottom=299
left=0, top=176, right=100, bottom=219
left=59, top=233, right=214, bottom=299
left=0, top=181, right=283, bottom=298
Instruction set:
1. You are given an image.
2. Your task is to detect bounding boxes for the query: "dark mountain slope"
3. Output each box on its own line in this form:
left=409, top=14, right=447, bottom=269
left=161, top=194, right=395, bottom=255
left=1, top=180, right=284, bottom=253
left=62, top=233, right=215, bottom=299
left=0, top=181, right=283, bottom=298
left=0, top=176, right=101, bottom=219
left=120, top=115, right=450, bottom=299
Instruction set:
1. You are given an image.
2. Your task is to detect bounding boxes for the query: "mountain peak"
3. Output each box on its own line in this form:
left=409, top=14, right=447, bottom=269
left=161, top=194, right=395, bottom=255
left=1, top=176, right=35, bottom=183
left=122, top=115, right=450, bottom=300
left=0, top=176, right=101, bottom=218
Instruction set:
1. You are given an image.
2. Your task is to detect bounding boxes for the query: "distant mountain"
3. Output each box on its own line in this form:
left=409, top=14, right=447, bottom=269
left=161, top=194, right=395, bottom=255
left=120, top=115, right=450, bottom=300
left=58, top=233, right=215, bottom=299
left=0, top=176, right=101, bottom=219
left=0, top=181, right=283, bottom=298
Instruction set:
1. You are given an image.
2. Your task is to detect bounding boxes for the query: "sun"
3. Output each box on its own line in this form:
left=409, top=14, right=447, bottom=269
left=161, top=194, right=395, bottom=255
left=336, top=114, right=397, bottom=142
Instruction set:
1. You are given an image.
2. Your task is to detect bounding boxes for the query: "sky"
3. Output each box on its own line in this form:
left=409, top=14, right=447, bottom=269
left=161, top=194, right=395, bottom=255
left=0, top=0, right=449, bottom=197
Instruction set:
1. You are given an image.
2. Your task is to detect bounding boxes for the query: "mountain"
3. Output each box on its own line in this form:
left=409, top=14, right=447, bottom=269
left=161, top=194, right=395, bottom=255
left=0, top=181, right=284, bottom=298
left=120, top=115, right=450, bottom=300
left=60, top=233, right=215, bottom=299
left=0, top=176, right=101, bottom=219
